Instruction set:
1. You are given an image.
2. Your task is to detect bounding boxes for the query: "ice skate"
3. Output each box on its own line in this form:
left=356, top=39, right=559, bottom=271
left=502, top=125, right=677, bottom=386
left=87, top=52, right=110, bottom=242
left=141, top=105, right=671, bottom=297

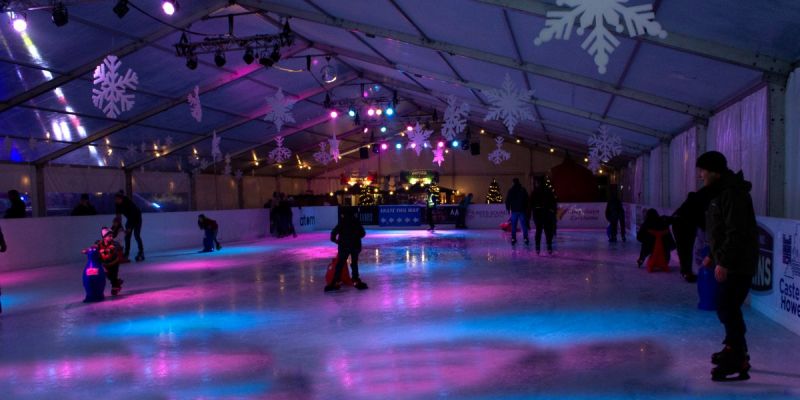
left=135, top=253, right=145, bottom=262
left=711, top=346, right=750, bottom=365
left=111, top=280, right=124, bottom=296
left=324, top=283, right=341, bottom=292
left=216, top=243, right=222, bottom=251
left=353, top=279, right=369, bottom=290
left=711, top=347, right=751, bottom=381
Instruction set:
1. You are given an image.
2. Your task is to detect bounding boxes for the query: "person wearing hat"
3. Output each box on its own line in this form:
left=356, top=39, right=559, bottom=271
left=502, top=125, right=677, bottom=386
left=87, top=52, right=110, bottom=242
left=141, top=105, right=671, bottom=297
left=71, top=193, right=97, bottom=216
left=696, top=151, right=758, bottom=381
left=197, top=214, right=221, bottom=253
left=95, top=227, right=125, bottom=296
left=115, top=191, right=144, bottom=262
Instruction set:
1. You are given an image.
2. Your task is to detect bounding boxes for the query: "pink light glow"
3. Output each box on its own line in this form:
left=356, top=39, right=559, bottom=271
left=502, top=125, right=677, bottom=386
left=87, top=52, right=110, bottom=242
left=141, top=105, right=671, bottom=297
left=12, top=17, right=27, bottom=33
left=162, top=1, right=176, bottom=15
left=406, top=125, right=413, bottom=131
left=380, top=143, right=388, bottom=150
left=329, top=110, right=338, bottom=118
left=367, top=108, right=375, bottom=116
left=410, top=143, right=416, bottom=148
left=437, top=141, right=445, bottom=148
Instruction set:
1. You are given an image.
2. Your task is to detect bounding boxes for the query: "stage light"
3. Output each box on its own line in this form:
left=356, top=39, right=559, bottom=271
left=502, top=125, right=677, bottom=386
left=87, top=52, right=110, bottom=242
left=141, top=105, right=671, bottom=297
left=452, top=140, right=459, bottom=148
left=376, top=109, right=383, bottom=116
left=437, top=141, right=445, bottom=148
left=410, top=143, right=416, bottom=149
left=406, top=125, right=413, bottom=131
left=52, top=2, right=69, bottom=26
left=385, top=107, right=394, bottom=116
left=113, top=0, right=129, bottom=18
left=348, top=107, right=356, bottom=118
left=549, top=147, right=555, bottom=153
left=584, top=157, right=589, bottom=162
left=186, top=54, right=198, bottom=70
left=381, top=143, right=388, bottom=150
left=329, top=192, right=334, bottom=196
left=395, top=143, right=402, bottom=149
left=162, top=0, right=179, bottom=15
left=380, top=126, right=387, bottom=133
left=363, top=127, right=369, bottom=133
left=367, top=108, right=375, bottom=117
left=214, top=50, right=226, bottom=67
left=10, top=13, right=26, bottom=32
left=330, top=110, right=338, bottom=119
left=480, top=129, right=485, bottom=134
left=243, top=47, right=255, bottom=64
left=516, top=138, right=521, bottom=143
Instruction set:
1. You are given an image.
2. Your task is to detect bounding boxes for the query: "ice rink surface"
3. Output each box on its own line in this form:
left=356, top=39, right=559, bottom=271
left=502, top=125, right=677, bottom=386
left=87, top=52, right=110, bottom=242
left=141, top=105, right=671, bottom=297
left=1, top=229, right=799, bottom=399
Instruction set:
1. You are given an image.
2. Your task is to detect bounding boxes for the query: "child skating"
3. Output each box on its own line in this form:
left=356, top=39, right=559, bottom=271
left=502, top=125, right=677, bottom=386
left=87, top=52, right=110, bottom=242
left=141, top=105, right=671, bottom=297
left=325, top=211, right=368, bottom=292
left=88, top=227, right=126, bottom=296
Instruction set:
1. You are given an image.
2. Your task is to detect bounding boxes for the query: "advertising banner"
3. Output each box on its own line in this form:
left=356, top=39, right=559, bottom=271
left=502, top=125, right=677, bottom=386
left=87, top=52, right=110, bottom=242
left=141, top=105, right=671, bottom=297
left=379, top=205, right=422, bottom=226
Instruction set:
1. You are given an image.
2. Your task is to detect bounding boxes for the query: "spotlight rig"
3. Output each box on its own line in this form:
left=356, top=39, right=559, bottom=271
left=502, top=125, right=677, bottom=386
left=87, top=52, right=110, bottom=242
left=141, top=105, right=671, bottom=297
left=175, top=26, right=294, bottom=69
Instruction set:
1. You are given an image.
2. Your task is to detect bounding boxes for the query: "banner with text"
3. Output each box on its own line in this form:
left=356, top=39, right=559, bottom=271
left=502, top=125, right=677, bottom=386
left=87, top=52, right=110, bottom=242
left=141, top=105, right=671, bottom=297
left=379, top=206, right=422, bottom=227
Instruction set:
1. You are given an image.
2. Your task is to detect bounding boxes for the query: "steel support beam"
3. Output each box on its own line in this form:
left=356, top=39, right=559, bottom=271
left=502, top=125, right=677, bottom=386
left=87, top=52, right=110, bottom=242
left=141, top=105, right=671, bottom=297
left=239, top=0, right=710, bottom=118
left=0, top=1, right=228, bottom=114
left=477, top=0, right=793, bottom=76
left=766, top=74, right=787, bottom=217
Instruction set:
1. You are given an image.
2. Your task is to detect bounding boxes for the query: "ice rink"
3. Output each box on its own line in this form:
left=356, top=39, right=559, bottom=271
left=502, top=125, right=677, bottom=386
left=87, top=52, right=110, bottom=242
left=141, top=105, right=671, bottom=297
left=1, top=229, right=799, bottom=399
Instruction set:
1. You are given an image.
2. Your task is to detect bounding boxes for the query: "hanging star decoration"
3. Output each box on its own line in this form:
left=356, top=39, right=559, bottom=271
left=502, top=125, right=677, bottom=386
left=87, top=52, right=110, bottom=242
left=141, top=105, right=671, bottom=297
left=406, top=122, right=432, bottom=157
left=432, top=146, right=445, bottom=167
left=188, top=85, right=202, bottom=122
left=268, top=136, right=292, bottom=164
left=441, top=95, right=470, bottom=141
left=329, top=134, right=340, bottom=161
left=264, top=88, right=297, bottom=133
left=91, top=55, right=138, bottom=118
left=483, top=74, right=535, bottom=135
left=211, top=130, right=222, bottom=162
left=588, top=125, right=622, bottom=162
left=314, top=141, right=334, bottom=165
left=534, top=0, right=667, bottom=74
left=488, top=137, right=511, bottom=165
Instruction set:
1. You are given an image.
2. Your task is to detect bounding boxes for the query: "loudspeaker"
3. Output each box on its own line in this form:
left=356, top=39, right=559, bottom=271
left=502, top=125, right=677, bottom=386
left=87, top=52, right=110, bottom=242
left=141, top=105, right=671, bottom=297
left=359, top=147, right=369, bottom=159
left=470, top=142, right=480, bottom=155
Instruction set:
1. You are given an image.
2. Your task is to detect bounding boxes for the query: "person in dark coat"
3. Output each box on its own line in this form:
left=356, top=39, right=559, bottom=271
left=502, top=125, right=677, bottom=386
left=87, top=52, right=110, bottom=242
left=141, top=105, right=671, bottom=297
left=456, top=193, right=473, bottom=229
left=605, top=189, right=626, bottom=243
left=426, top=186, right=440, bottom=231
left=505, top=178, right=529, bottom=245
left=696, top=151, right=758, bottom=381
left=115, top=191, right=144, bottom=262
left=669, top=187, right=713, bottom=283
left=198, top=214, right=221, bottom=252
left=531, top=177, right=557, bottom=254
left=4, top=189, right=26, bottom=219
left=71, top=193, right=98, bottom=216
left=325, top=210, right=368, bottom=292
left=636, top=208, right=674, bottom=269
left=0, top=224, right=5, bottom=314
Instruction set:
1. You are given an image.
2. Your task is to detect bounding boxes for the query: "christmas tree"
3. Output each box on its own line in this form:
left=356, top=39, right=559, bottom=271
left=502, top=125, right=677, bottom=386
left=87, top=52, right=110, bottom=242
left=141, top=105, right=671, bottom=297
left=358, top=185, right=375, bottom=206
left=486, top=179, right=503, bottom=204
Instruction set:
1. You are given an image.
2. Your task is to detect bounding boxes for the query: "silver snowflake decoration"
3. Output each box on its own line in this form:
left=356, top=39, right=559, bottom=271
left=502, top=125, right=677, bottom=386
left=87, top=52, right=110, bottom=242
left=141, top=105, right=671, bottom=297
left=588, top=125, right=622, bottom=162
left=234, top=169, right=243, bottom=181
left=264, top=88, right=296, bottom=133
left=483, top=74, right=535, bottom=135
left=314, top=142, right=334, bottom=165
left=199, top=158, right=210, bottom=171
left=587, top=148, right=602, bottom=173
left=268, top=136, right=292, bottom=164
left=164, top=135, right=173, bottom=148
left=406, top=122, right=432, bottom=157
left=188, top=85, right=202, bottom=123
left=488, top=137, right=511, bottom=166
left=328, top=134, right=340, bottom=162
left=441, top=95, right=470, bottom=141
left=534, top=0, right=668, bottom=74
left=432, top=146, right=445, bottom=167
left=91, top=55, right=138, bottom=119
left=223, top=164, right=232, bottom=176
left=211, top=130, right=222, bottom=161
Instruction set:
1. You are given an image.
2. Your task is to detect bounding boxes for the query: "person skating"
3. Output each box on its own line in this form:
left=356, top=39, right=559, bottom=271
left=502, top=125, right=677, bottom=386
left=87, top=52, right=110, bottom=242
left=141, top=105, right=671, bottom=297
left=0, top=224, right=5, bottom=314
left=4, top=189, right=26, bottom=219
left=531, top=177, right=557, bottom=254
left=71, top=193, right=97, bottom=216
left=505, top=178, right=529, bottom=245
left=456, top=193, right=473, bottom=229
left=426, top=185, right=439, bottom=231
left=325, top=211, right=368, bottom=292
left=669, top=188, right=712, bottom=283
left=696, top=151, right=758, bottom=381
left=198, top=214, right=221, bottom=252
left=115, top=191, right=144, bottom=262
left=605, top=189, right=626, bottom=243
left=92, top=227, right=125, bottom=296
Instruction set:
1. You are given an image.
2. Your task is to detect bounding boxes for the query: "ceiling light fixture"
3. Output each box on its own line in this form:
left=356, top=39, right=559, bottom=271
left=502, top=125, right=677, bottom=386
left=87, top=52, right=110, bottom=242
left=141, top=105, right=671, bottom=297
left=161, top=0, right=179, bottom=16
left=214, top=50, right=226, bottom=67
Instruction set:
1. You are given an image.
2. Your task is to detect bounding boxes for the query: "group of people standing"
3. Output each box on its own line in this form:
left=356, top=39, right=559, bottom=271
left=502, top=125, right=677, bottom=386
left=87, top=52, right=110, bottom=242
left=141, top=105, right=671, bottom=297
left=504, top=177, right=558, bottom=254
left=266, top=192, right=297, bottom=238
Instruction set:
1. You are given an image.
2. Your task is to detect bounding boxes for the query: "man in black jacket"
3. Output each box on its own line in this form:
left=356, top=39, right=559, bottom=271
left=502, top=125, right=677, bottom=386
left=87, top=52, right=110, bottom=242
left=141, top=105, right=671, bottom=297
left=326, top=211, right=369, bottom=292
left=697, top=151, right=758, bottom=381
left=531, top=177, right=557, bottom=254
left=115, top=191, right=145, bottom=262
left=505, top=178, right=529, bottom=246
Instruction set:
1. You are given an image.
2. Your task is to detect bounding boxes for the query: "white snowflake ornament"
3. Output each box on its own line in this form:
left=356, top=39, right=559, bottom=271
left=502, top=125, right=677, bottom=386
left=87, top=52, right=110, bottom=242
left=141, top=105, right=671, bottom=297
left=488, top=137, right=511, bottom=166
left=264, top=88, right=296, bottom=133
left=406, top=122, right=432, bottom=156
left=441, top=95, right=469, bottom=141
left=432, top=146, right=445, bottom=167
left=223, top=164, right=232, bottom=176
left=328, top=134, right=340, bottom=162
left=92, top=55, right=138, bottom=118
left=188, top=85, right=202, bottom=122
left=483, top=74, right=535, bottom=135
left=588, top=125, right=622, bottom=162
left=534, top=0, right=667, bottom=74
left=211, top=130, right=222, bottom=161
left=234, top=169, right=243, bottom=181
left=269, top=136, right=292, bottom=164
left=314, top=142, right=334, bottom=165
left=587, top=149, right=602, bottom=173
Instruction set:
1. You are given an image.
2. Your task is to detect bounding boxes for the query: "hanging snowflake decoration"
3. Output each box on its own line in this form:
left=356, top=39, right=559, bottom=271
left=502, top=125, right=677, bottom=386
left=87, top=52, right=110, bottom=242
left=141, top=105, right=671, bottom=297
left=125, top=143, right=137, bottom=160
left=164, top=135, right=174, bottom=148
left=328, top=134, right=340, bottom=162
left=587, top=148, right=602, bottom=173
left=534, top=0, right=668, bottom=75
left=488, top=137, right=511, bottom=166
left=268, top=136, right=292, bottom=164
left=406, top=122, right=432, bottom=157
left=483, top=74, right=535, bottom=135
left=199, top=158, right=210, bottom=171
left=441, top=95, right=469, bottom=141
left=223, top=153, right=232, bottom=176
left=188, top=85, right=202, bottom=123
left=314, top=142, right=334, bottom=165
left=432, top=146, right=445, bottom=167
left=264, top=88, right=296, bottom=133
left=588, top=125, right=622, bottom=162
left=211, top=130, right=222, bottom=162
left=91, top=55, right=138, bottom=119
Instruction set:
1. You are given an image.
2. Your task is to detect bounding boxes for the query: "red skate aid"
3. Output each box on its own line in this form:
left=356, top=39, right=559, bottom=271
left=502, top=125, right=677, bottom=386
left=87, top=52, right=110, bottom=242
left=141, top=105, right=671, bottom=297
left=325, top=256, right=353, bottom=285
left=646, top=229, right=670, bottom=272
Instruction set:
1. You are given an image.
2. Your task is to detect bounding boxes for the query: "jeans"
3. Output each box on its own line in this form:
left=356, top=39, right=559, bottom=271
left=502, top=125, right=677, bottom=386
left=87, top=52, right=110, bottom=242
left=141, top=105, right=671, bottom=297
left=334, top=247, right=361, bottom=283
left=203, top=228, right=218, bottom=251
left=716, top=273, right=752, bottom=352
left=510, top=211, right=529, bottom=240
left=608, top=217, right=626, bottom=241
left=124, top=219, right=143, bottom=257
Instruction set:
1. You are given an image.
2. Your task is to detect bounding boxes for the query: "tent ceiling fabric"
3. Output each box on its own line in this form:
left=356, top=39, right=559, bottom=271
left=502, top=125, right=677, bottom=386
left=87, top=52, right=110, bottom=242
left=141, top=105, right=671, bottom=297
left=0, top=0, right=797, bottom=174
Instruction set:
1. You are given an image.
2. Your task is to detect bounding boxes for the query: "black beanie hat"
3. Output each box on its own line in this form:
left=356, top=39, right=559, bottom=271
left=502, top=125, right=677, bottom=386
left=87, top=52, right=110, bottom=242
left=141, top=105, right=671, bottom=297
left=696, top=151, right=728, bottom=174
